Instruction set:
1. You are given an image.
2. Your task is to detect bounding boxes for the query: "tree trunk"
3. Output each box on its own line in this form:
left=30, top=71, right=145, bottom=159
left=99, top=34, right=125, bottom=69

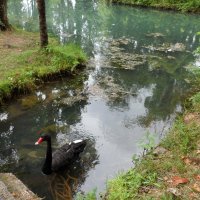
left=0, top=0, right=11, bottom=31
left=36, top=0, right=48, bottom=47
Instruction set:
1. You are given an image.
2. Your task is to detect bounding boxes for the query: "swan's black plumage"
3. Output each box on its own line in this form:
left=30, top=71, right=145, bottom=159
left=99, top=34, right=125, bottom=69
left=35, top=134, right=86, bottom=175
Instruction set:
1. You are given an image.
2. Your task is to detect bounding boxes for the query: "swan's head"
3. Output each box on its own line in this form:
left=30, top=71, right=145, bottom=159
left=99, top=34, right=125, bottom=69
left=35, top=134, right=50, bottom=145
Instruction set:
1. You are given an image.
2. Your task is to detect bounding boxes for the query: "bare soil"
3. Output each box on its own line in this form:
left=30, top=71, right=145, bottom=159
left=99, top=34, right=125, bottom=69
left=0, top=30, right=39, bottom=80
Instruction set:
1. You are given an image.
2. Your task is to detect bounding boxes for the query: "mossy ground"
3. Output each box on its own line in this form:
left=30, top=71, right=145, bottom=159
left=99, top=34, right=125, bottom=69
left=0, top=29, right=87, bottom=104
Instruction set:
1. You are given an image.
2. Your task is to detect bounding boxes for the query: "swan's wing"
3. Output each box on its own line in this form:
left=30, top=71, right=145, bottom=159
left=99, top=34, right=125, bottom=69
left=52, top=144, right=72, bottom=171
left=51, top=141, right=86, bottom=171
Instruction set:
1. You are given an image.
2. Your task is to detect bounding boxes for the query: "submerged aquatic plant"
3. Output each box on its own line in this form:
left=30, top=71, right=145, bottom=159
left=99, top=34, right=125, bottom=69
left=49, top=174, right=78, bottom=200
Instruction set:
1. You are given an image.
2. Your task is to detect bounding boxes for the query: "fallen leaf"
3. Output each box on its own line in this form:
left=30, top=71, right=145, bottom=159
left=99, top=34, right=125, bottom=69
left=192, top=158, right=200, bottom=164
left=182, top=157, right=192, bottom=165
left=163, top=176, right=168, bottom=181
left=171, top=176, right=189, bottom=186
left=184, top=113, right=197, bottom=124
left=182, top=157, right=200, bottom=165
left=197, top=150, right=200, bottom=154
left=194, top=175, right=200, bottom=181
left=167, top=187, right=181, bottom=196
left=138, top=186, right=151, bottom=194
left=189, top=192, right=198, bottom=198
left=12, top=193, right=18, bottom=197
left=192, top=183, right=200, bottom=193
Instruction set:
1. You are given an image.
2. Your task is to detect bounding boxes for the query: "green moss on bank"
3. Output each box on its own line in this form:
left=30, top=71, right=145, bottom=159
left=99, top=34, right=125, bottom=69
left=111, top=0, right=200, bottom=13
left=0, top=30, right=87, bottom=104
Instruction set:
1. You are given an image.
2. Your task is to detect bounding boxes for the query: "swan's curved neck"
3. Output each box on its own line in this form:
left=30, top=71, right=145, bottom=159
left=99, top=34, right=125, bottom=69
left=42, top=137, right=52, bottom=175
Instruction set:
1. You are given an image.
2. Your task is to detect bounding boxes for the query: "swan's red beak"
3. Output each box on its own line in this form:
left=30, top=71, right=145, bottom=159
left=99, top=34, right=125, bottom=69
left=35, top=137, right=44, bottom=145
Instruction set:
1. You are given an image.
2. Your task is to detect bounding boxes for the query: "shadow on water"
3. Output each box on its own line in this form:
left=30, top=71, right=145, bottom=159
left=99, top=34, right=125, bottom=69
left=1, top=0, right=200, bottom=199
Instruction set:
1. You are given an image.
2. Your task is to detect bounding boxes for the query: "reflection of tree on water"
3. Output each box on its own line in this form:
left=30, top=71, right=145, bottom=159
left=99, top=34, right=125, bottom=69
left=49, top=173, right=76, bottom=200
left=90, top=32, right=193, bottom=125
left=109, top=7, right=200, bottom=50
left=8, top=0, right=200, bottom=59
left=94, top=64, right=189, bottom=125
left=138, top=80, right=182, bottom=127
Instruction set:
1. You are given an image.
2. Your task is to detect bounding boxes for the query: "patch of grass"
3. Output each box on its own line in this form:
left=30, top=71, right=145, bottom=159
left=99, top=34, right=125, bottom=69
left=189, top=92, right=200, bottom=111
left=0, top=30, right=87, bottom=103
left=160, top=193, right=174, bottom=200
left=76, top=189, right=97, bottom=200
left=106, top=159, right=163, bottom=200
left=106, top=170, right=143, bottom=200
left=161, top=118, right=199, bottom=154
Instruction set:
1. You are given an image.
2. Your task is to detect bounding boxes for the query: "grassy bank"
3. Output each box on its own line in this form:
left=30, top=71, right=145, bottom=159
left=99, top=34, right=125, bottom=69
left=0, top=29, right=87, bottom=104
left=106, top=71, right=200, bottom=198
left=111, top=0, right=200, bottom=13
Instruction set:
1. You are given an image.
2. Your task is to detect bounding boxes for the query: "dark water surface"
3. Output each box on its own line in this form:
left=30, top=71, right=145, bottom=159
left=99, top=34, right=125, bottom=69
left=0, top=0, right=200, bottom=199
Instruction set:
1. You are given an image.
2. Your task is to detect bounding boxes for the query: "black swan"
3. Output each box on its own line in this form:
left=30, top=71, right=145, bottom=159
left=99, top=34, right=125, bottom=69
left=35, top=134, right=86, bottom=175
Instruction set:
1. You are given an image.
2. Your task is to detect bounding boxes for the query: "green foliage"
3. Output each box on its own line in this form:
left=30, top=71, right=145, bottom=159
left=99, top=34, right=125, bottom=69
left=189, top=92, right=200, bottom=107
left=0, top=81, right=11, bottom=103
left=160, top=193, right=174, bottom=200
left=76, top=189, right=97, bottom=200
left=161, top=118, right=199, bottom=154
left=111, top=0, right=200, bottom=12
left=138, top=131, right=156, bottom=153
left=160, top=155, right=187, bottom=174
left=107, top=168, right=159, bottom=200
left=179, top=0, right=200, bottom=12
left=107, top=170, right=143, bottom=199
left=196, top=47, right=200, bottom=54
left=46, top=44, right=87, bottom=72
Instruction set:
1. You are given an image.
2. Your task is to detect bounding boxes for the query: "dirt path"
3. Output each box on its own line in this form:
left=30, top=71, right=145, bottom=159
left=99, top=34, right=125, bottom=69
left=0, top=30, right=39, bottom=80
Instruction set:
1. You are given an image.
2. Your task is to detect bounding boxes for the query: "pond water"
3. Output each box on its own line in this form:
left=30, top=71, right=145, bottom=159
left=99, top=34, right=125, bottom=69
left=0, top=0, right=200, bottom=199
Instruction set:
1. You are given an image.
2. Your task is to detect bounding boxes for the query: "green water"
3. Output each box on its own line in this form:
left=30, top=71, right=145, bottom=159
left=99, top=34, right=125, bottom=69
left=0, top=0, right=200, bottom=199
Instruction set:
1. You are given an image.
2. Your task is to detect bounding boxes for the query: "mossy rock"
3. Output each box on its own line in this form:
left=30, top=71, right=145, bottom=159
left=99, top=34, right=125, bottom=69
left=20, top=95, right=39, bottom=110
